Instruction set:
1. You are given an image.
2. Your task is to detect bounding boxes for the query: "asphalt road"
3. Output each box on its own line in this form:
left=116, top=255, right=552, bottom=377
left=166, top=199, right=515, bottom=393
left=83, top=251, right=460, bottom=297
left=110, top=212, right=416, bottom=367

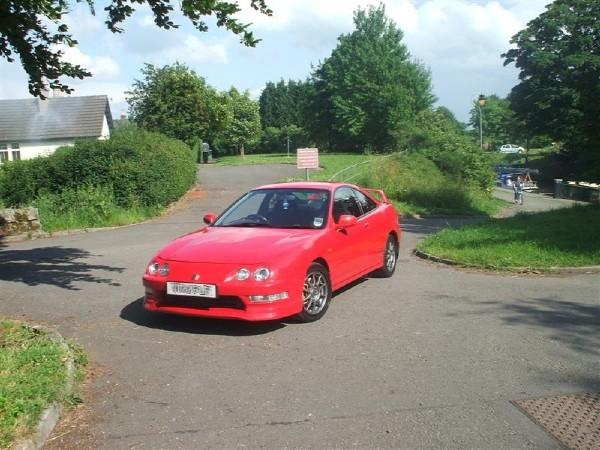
left=1, top=164, right=598, bottom=449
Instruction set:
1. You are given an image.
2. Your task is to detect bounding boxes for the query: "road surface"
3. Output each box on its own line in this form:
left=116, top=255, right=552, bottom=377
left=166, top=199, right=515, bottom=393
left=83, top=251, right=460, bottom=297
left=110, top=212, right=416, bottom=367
left=1, top=164, right=598, bottom=449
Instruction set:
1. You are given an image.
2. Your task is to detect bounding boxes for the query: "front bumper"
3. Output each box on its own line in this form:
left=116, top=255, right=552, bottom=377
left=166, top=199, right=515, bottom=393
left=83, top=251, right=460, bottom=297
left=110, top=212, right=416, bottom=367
left=142, top=274, right=302, bottom=322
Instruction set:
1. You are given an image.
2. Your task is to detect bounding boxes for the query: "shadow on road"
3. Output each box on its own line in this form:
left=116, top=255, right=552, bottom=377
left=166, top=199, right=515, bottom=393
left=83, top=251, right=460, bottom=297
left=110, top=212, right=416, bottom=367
left=401, top=217, right=484, bottom=236
left=120, top=298, right=286, bottom=336
left=0, top=246, right=124, bottom=290
left=452, top=296, right=600, bottom=358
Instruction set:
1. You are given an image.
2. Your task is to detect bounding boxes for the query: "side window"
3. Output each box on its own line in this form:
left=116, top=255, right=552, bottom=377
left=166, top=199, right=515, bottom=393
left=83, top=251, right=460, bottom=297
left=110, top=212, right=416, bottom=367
left=333, top=187, right=362, bottom=221
left=352, top=189, right=377, bottom=215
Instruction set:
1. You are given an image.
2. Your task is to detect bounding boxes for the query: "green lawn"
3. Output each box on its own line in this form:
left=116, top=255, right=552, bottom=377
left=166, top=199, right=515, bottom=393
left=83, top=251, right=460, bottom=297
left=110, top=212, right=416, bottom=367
left=0, top=320, right=77, bottom=447
left=417, top=205, right=600, bottom=270
left=215, top=152, right=375, bottom=182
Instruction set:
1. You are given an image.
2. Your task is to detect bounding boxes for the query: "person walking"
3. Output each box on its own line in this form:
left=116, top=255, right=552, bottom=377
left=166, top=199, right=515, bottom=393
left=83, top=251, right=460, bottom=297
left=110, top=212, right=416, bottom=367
left=513, top=175, right=524, bottom=205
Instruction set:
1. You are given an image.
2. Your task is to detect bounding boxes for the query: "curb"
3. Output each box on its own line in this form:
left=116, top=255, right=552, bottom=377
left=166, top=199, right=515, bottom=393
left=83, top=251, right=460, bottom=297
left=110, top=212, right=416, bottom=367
left=412, top=248, right=600, bottom=275
left=14, top=325, right=76, bottom=450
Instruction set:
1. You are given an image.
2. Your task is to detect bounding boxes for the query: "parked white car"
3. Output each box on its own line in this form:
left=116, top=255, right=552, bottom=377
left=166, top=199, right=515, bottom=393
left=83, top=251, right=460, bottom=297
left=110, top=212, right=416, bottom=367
left=499, top=144, right=525, bottom=154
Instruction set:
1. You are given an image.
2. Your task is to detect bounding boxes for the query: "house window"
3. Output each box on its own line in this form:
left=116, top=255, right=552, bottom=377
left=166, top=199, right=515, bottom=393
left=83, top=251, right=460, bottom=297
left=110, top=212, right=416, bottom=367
left=11, top=143, right=19, bottom=149
left=0, top=151, right=7, bottom=163
left=12, top=150, right=21, bottom=161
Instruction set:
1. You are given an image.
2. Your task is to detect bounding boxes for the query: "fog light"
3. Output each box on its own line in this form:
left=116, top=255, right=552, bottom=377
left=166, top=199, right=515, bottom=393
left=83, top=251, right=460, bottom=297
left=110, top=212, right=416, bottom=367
left=249, top=292, right=288, bottom=303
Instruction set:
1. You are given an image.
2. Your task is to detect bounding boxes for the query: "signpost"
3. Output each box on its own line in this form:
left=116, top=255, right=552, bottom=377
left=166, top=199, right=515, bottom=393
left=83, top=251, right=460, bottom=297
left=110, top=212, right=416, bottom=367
left=297, top=148, right=319, bottom=180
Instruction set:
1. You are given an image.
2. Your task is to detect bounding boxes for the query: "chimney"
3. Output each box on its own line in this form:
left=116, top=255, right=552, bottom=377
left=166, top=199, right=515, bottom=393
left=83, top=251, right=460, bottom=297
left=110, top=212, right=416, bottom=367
left=38, top=77, right=51, bottom=113
left=37, top=97, right=48, bottom=114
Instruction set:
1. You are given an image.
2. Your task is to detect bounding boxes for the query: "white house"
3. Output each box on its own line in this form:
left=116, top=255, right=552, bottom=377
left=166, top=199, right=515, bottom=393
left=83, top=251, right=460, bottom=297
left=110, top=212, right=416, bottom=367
left=0, top=95, right=113, bottom=163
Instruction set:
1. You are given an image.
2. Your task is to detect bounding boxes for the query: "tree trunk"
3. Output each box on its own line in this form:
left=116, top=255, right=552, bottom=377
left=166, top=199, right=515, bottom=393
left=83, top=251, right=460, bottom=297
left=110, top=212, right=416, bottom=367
left=241, top=143, right=245, bottom=160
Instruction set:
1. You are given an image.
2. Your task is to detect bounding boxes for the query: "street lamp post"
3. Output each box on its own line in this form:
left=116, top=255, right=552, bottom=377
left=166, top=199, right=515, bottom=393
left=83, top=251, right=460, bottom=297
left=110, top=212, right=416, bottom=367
left=477, top=94, right=486, bottom=149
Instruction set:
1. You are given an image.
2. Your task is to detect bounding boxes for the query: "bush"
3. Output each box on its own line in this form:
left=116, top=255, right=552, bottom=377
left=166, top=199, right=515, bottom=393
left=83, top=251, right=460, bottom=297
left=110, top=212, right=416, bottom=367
left=33, top=185, right=157, bottom=232
left=407, top=109, right=496, bottom=191
left=358, top=153, right=501, bottom=216
left=0, top=126, right=197, bottom=209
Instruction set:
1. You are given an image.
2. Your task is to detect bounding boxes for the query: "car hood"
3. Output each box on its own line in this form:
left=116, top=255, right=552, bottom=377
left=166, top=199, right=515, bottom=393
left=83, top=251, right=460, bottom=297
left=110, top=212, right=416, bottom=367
left=157, top=226, right=321, bottom=264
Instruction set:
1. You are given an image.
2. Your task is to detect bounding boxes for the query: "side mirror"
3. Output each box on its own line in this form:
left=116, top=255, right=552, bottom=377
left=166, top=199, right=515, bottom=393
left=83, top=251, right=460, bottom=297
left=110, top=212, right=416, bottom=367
left=203, top=213, right=217, bottom=225
left=336, top=214, right=357, bottom=229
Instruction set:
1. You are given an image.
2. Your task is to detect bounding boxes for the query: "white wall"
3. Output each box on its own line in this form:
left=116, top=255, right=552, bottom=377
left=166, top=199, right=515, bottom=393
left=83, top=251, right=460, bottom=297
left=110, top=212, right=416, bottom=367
left=15, top=140, right=75, bottom=160
left=1, top=112, right=112, bottom=162
left=100, top=114, right=111, bottom=140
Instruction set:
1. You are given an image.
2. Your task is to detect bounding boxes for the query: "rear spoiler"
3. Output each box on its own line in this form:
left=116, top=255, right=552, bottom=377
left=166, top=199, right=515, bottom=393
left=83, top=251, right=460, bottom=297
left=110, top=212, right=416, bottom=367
left=363, top=188, right=389, bottom=204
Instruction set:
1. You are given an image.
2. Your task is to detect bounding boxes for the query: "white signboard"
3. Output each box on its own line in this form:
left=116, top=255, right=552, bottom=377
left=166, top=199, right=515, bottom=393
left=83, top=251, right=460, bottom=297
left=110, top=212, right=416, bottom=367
left=297, top=148, right=319, bottom=169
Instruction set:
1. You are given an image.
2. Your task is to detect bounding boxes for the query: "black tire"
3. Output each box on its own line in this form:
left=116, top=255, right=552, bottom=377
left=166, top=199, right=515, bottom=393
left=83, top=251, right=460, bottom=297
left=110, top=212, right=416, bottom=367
left=297, top=263, right=332, bottom=322
left=375, top=234, right=398, bottom=278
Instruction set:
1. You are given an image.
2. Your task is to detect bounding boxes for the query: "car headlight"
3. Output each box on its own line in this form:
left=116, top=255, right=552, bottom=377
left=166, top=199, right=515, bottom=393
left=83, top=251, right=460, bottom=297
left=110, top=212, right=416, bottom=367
left=236, top=268, right=250, bottom=281
left=158, top=263, right=169, bottom=276
left=147, top=260, right=169, bottom=277
left=148, top=261, right=159, bottom=275
left=254, top=267, right=271, bottom=281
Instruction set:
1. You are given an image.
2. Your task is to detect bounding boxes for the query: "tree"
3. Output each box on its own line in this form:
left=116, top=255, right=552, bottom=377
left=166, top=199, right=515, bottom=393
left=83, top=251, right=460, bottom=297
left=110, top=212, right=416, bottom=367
left=218, top=88, right=261, bottom=157
left=258, top=79, right=313, bottom=152
left=310, top=4, right=435, bottom=152
left=502, top=0, right=600, bottom=179
left=468, top=95, right=515, bottom=150
left=0, top=0, right=271, bottom=98
left=126, top=63, right=229, bottom=146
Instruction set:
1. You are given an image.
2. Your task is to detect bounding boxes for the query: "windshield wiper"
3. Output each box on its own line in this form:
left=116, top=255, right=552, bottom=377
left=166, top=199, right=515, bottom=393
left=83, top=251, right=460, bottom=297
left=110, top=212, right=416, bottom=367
left=222, top=220, right=272, bottom=227
left=280, top=224, right=314, bottom=229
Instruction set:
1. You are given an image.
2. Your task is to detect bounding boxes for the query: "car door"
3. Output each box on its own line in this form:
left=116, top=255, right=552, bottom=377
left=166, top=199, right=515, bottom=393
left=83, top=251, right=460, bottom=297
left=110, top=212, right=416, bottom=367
left=326, top=187, right=370, bottom=288
left=351, top=187, right=386, bottom=269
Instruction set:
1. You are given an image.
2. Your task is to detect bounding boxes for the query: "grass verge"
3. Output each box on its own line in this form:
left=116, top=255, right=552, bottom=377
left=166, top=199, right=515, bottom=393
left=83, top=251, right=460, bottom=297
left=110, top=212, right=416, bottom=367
left=417, top=205, right=600, bottom=270
left=0, top=320, right=87, bottom=448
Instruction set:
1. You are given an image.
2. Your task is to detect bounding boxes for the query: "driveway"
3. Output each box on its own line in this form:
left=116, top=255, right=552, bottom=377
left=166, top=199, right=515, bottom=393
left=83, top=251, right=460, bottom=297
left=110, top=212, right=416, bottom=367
left=1, top=164, right=598, bottom=449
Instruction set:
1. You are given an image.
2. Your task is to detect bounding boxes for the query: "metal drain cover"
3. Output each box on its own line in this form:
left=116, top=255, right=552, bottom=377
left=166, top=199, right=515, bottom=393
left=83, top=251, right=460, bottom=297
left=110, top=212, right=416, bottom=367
left=513, top=392, right=600, bottom=450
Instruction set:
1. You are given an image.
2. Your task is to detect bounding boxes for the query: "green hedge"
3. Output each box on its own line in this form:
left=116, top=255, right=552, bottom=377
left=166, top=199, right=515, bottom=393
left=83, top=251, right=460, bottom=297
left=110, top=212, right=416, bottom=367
left=0, top=126, right=197, bottom=209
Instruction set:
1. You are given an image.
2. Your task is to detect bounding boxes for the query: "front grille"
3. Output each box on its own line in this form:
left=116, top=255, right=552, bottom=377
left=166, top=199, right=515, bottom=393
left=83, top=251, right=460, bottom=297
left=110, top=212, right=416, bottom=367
left=164, top=295, right=246, bottom=310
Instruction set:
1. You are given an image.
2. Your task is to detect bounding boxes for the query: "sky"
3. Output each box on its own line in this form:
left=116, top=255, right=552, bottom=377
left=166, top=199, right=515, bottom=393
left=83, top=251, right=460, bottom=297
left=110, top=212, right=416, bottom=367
left=0, top=0, right=552, bottom=122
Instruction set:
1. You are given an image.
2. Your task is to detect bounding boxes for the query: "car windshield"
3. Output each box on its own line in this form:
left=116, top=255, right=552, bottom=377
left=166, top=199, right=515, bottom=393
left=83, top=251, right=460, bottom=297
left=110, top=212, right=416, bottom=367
left=214, top=188, right=331, bottom=229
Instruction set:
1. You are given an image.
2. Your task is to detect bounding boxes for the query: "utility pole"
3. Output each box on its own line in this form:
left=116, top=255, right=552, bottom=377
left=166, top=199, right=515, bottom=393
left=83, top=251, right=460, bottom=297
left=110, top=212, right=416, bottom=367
left=287, top=135, right=290, bottom=158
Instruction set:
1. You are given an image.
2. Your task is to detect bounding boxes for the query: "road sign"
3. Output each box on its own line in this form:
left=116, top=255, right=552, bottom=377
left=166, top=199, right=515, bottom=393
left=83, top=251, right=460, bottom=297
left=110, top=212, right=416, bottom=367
left=297, top=148, right=319, bottom=169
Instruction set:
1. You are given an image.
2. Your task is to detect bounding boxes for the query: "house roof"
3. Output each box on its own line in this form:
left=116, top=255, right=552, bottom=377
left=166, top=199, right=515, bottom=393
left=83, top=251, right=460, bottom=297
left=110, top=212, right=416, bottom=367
left=0, top=95, right=113, bottom=142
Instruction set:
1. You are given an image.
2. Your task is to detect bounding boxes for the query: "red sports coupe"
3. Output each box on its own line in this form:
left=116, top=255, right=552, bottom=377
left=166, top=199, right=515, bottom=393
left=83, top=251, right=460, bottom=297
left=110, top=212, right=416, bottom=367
left=143, top=182, right=400, bottom=322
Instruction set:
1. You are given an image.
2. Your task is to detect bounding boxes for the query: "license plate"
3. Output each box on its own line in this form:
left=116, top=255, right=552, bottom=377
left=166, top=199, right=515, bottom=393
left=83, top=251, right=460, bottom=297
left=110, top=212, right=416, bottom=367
left=167, top=282, right=217, bottom=298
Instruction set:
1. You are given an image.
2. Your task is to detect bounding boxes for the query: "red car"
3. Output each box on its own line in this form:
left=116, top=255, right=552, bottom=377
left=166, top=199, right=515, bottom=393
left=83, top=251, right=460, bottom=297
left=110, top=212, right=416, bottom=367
left=143, top=182, right=400, bottom=322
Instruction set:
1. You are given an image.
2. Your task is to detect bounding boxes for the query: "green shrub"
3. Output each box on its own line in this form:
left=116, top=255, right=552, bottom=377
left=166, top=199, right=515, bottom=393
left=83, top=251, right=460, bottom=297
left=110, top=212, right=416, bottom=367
left=33, top=185, right=157, bottom=232
left=358, top=153, right=502, bottom=215
left=0, top=126, right=197, bottom=209
left=407, top=109, right=496, bottom=191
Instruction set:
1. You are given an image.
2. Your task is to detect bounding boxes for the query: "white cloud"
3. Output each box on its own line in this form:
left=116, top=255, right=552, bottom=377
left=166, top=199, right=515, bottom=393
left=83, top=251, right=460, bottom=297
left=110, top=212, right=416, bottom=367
left=62, top=3, right=104, bottom=36
left=60, top=46, right=120, bottom=79
left=164, top=35, right=228, bottom=64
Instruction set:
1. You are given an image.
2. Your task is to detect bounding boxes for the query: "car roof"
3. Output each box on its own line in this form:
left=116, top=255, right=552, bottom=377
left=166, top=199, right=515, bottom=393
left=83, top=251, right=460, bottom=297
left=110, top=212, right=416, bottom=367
left=253, top=181, right=355, bottom=191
